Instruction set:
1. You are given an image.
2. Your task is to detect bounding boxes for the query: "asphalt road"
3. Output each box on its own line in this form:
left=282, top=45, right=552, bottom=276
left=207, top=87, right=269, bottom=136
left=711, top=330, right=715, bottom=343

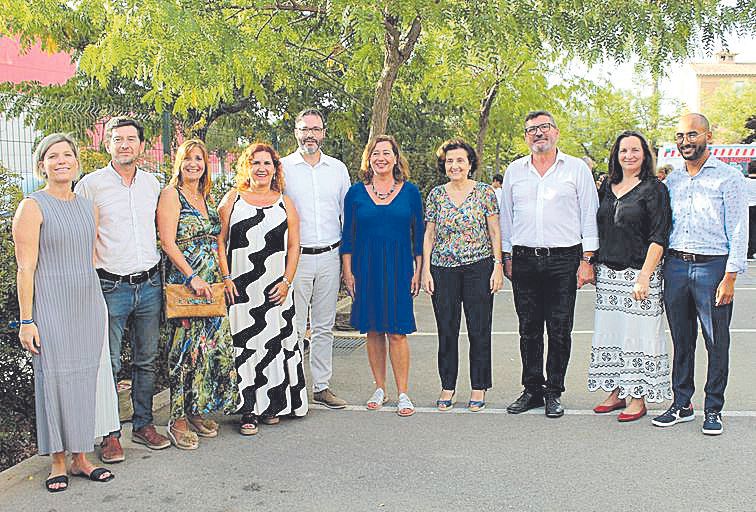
left=3, top=265, right=756, bottom=511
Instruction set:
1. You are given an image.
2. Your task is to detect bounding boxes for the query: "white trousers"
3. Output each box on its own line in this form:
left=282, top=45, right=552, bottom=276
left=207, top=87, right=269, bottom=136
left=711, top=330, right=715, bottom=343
left=293, top=249, right=341, bottom=392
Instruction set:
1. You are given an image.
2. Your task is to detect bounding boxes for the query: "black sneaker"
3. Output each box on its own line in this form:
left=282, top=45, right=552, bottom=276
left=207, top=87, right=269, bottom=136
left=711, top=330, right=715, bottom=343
left=702, top=411, right=723, bottom=435
left=652, top=403, right=695, bottom=427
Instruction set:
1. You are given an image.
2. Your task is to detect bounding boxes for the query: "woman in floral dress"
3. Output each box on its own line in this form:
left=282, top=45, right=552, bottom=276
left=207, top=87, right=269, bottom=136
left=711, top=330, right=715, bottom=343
left=157, top=139, right=238, bottom=450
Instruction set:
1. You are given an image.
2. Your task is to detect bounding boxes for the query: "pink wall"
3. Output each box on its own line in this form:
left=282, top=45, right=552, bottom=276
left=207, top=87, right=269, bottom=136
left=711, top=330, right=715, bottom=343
left=0, top=37, right=75, bottom=85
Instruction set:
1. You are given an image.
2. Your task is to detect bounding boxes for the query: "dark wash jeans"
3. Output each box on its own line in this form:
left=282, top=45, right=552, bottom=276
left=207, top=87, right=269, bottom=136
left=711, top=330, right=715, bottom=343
left=100, top=272, right=162, bottom=435
left=663, top=254, right=731, bottom=412
left=430, top=258, right=494, bottom=391
left=511, top=246, right=580, bottom=396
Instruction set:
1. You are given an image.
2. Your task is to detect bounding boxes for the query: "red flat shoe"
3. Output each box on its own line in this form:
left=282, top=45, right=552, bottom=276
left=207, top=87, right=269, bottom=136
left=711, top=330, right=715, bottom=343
left=617, top=406, right=647, bottom=422
left=593, top=399, right=627, bottom=414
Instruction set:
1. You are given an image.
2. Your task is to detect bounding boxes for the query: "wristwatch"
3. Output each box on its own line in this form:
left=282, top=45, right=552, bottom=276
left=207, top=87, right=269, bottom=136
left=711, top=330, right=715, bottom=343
left=581, top=254, right=597, bottom=264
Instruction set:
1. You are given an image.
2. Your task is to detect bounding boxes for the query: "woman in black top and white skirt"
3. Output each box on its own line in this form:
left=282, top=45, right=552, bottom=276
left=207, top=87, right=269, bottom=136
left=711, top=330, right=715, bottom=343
left=588, top=131, right=672, bottom=422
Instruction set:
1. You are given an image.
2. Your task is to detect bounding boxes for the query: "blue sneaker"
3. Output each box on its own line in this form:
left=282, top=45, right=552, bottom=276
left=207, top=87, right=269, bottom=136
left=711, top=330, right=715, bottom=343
left=651, top=403, right=695, bottom=427
left=702, top=411, right=723, bottom=435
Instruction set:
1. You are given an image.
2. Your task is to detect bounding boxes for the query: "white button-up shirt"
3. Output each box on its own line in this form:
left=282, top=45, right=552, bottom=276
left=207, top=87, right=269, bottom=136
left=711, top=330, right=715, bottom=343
left=500, top=150, right=599, bottom=253
left=74, top=163, right=161, bottom=275
left=282, top=150, right=351, bottom=247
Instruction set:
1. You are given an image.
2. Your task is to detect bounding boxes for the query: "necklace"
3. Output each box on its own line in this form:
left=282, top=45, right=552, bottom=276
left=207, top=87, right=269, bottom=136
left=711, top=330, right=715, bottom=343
left=371, top=180, right=396, bottom=200
left=179, top=187, right=204, bottom=202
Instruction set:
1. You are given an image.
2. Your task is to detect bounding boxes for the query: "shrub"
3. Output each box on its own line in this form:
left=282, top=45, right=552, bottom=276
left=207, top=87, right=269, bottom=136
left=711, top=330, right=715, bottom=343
left=0, top=167, right=35, bottom=472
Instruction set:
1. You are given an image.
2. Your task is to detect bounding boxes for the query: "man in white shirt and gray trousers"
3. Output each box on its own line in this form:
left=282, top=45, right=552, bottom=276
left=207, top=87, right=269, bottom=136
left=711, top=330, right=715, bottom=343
left=75, top=117, right=171, bottom=462
left=282, top=108, right=351, bottom=409
left=500, top=110, right=599, bottom=418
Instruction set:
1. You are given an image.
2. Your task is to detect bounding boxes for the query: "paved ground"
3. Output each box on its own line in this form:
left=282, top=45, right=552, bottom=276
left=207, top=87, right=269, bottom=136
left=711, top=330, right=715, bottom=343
left=3, top=264, right=756, bottom=511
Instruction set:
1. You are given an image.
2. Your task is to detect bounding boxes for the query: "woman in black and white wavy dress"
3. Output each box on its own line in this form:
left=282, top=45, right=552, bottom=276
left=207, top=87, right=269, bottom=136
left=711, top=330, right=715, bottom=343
left=218, top=142, right=308, bottom=435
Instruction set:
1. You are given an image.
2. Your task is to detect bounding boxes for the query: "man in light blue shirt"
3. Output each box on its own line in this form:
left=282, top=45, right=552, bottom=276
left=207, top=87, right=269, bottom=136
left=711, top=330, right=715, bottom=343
left=652, top=113, right=747, bottom=436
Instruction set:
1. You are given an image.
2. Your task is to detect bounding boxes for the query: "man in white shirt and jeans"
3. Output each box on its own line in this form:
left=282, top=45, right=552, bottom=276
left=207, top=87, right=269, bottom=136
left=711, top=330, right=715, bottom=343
left=500, top=110, right=599, bottom=418
left=282, top=108, right=351, bottom=408
left=75, top=117, right=170, bottom=462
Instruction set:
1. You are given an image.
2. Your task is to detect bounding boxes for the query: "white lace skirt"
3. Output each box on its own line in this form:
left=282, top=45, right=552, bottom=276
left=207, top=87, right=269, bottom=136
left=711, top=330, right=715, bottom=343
left=587, top=264, right=672, bottom=402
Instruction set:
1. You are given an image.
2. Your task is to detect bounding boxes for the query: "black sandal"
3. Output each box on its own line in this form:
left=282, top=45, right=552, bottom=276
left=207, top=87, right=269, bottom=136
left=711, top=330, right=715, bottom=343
left=45, top=474, right=69, bottom=493
left=71, top=467, right=115, bottom=482
left=239, top=414, right=258, bottom=436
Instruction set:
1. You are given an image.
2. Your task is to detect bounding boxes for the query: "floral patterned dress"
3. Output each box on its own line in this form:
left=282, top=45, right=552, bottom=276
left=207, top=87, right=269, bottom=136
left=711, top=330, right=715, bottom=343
left=165, top=191, right=238, bottom=421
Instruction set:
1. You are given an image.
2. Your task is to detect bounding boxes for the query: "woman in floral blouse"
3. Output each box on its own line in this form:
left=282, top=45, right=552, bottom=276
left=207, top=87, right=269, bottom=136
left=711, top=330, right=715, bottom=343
left=421, top=139, right=504, bottom=412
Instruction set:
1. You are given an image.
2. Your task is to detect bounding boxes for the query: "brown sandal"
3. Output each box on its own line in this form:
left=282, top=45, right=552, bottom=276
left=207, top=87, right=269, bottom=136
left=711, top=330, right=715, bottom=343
left=188, top=416, right=219, bottom=438
left=168, top=420, right=199, bottom=450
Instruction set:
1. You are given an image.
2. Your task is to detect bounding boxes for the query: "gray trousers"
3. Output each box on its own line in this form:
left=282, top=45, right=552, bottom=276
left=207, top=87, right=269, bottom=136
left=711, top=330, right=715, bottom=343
left=293, top=249, right=341, bottom=392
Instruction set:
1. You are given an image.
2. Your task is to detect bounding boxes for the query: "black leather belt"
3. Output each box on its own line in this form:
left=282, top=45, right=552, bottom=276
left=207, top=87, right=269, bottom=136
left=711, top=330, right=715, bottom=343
left=301, top=241, right=340, bottom=255
left=512, top=244, right=581, bottom=257
left=668, top=249, right=723, bottom=263
left=97, top=264, right=159, bottom=285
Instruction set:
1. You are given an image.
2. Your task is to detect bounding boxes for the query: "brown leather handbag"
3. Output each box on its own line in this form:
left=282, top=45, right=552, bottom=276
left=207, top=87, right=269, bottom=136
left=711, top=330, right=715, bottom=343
left=163, top=234, right=227, bottom=319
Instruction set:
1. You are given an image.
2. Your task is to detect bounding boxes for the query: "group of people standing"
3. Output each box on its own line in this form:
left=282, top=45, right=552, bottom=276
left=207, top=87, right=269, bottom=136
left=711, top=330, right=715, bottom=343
left=14, top=108, right=747, bottom=494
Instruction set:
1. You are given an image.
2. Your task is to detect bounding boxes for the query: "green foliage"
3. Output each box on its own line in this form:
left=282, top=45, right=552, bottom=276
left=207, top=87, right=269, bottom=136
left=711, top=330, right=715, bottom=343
left=79, top=148, right=110, bottom=174
left=0, top=167, right=35, bottom=472
left=706, top=82, right=756, bottom=144
left=2, top=0, right=749, bottom=154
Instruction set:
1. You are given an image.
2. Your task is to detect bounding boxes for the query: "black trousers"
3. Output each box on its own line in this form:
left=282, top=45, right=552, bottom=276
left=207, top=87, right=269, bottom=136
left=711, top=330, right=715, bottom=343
left=511, top=246, right=580, bottom=395
left=430, top=258, right=494, bottom=391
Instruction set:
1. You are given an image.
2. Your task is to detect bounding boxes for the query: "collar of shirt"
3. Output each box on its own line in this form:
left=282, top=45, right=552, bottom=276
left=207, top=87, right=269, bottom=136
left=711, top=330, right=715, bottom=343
left=107, top=161, right=146, bottom=187
left=524, top=149, right=566, bottom=177
left=288, top=150, right=333, bottom=169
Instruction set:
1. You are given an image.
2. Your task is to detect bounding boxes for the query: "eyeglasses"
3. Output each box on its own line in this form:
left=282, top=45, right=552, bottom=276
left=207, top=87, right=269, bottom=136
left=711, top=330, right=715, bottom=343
left=674, top=131, right=704, bottom=143
left=524, top=122, right=556, bottom=136
left=296, top=127, right=324, bottom=135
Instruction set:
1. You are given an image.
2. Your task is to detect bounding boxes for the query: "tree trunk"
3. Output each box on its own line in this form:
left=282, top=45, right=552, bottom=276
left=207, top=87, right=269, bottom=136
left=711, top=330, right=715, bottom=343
left=476, top=81, right=500, bottom=166
left=367, top=14, right=421, bottom=141
left=475, top=63, right=523, bottom=166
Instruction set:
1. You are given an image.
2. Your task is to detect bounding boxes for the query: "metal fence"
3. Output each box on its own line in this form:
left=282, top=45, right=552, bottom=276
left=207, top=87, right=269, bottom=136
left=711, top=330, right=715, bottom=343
left=0, top=111, right=44, bottom=194
left=0, top=99, right=237, bottom=195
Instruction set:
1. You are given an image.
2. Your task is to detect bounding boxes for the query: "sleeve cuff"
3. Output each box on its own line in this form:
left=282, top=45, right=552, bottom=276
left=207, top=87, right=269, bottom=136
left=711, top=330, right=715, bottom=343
left=581, top=237, right=599, bottom=252
left=501, top=241, right=512, bottom=253
left=725, top=260, right=746, bottom=274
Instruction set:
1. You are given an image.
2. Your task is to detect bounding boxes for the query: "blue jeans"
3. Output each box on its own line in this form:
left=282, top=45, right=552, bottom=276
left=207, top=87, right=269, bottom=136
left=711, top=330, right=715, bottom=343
left=663, top=255, right=731, bottom=412
left=100, top=272, right=162, bottom=434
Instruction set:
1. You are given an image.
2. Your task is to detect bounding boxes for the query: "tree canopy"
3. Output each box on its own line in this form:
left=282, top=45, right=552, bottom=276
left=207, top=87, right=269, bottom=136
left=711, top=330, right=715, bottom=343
left=1, top=0, right=754, bottom=181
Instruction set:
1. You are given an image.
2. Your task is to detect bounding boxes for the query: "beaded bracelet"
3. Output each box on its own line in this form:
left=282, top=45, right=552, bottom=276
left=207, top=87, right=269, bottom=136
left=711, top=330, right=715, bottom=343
left=8, top=319, right=33, bottom=329
left=281, top=276, right=291, bottom=287
left=184, top=273, right=197, bottom=287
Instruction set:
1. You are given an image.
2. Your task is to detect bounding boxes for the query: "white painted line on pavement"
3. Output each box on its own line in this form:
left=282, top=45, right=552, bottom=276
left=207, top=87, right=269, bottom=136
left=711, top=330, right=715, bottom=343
left=496, top=287, right=756, bottom=294
left=410, top=328, right=756, bottom=336
left=312, top=404, right=756, bottom=417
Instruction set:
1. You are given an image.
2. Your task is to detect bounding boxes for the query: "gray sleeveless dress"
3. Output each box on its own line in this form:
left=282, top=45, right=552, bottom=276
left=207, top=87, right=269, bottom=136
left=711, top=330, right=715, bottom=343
left=30, top=191, right=107, bottom=454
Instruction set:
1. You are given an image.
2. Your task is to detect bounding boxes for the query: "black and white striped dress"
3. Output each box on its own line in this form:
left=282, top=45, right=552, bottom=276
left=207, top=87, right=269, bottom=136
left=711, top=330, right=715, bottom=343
left=30, top=191, right=108, bottom=454
left=227, top=194, right=307, bottom=418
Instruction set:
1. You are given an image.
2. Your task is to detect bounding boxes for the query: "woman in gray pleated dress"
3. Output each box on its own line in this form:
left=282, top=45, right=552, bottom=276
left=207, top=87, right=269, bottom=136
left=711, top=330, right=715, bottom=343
left=13, top=133, right=115, bottom=492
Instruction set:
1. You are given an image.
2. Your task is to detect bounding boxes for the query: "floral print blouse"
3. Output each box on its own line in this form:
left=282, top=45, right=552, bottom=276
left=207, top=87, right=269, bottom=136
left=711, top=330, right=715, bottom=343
left=425, top=181, right=500, bottom=267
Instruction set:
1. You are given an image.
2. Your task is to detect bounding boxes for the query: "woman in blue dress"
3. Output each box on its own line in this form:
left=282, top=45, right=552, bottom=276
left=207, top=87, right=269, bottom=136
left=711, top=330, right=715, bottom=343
left=341, top=135, right=424, bottom=417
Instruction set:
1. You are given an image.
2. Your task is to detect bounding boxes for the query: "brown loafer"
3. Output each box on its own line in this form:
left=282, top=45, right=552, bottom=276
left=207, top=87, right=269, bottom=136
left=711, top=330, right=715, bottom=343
left=132, top=424, right=171, bottom=450
left=100, top=436, right=125, bottom=463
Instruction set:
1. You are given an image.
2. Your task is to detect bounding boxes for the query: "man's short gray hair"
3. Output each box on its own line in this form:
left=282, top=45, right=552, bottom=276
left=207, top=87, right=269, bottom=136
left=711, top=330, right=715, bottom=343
left=524, top=110, right=557, bottom=127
